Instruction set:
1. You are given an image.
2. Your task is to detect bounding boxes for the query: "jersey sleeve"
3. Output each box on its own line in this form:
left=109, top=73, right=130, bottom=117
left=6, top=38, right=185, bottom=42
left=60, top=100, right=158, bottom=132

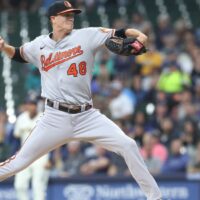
left=20, top=36, right=42, bottom=67
left=85, top=27, right=115, bottom=51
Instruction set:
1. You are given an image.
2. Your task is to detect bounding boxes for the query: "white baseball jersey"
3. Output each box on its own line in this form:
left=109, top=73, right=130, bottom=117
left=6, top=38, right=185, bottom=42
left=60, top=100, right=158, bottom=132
left=21, top=27, right=114, bottom=105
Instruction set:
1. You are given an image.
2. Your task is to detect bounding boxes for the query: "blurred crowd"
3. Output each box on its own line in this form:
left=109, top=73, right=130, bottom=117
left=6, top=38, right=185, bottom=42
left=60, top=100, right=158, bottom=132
left=0, top=0, right=127, bottom=12
left=1, top=1, right=200, bottom=179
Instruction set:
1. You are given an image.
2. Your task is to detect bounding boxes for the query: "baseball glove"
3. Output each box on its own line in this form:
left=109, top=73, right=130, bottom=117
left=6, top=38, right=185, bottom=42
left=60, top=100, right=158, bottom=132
left=105, top=36, right=147, bottom=56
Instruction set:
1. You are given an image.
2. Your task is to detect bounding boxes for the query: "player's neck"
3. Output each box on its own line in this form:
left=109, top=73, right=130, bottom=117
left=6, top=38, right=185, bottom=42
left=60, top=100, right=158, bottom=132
left=52, top=30, right=70, bottom=41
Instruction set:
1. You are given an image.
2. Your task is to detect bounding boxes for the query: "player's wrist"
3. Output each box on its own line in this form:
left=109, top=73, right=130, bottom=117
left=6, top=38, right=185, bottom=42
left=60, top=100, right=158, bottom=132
left=2, top=43, right=10, bottom=52
left=0, top=42, right=5, bottom=52
left=136, top=34, right=147, bottom=45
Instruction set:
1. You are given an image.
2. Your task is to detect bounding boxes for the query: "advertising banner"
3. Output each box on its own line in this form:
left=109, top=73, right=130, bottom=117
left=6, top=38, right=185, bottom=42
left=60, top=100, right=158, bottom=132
left=0, top=179, right=200, bottom=200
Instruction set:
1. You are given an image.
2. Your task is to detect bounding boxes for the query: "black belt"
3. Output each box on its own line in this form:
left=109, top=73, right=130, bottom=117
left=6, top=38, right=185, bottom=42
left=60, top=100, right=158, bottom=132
left=46, top=99, right=92, bottom=114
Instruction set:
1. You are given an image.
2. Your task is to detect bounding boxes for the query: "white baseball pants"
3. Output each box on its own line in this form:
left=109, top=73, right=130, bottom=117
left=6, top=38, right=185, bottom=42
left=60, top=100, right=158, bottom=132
left=0, top=106, right=162, bottom=200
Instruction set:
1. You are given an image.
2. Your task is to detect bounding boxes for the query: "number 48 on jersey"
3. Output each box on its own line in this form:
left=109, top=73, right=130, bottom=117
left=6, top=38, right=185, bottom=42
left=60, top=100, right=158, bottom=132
left=67, top=61, right=87, bottom=77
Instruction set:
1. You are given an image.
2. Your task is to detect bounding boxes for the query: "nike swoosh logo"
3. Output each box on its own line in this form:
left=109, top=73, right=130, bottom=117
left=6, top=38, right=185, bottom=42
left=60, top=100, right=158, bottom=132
left=40, top=45, right=45, bottom=50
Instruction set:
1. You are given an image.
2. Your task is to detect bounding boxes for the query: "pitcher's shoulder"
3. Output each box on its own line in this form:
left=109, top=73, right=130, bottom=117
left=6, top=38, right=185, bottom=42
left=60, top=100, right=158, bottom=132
left=25, top=35, right=48, bottom=44
left=72, top=27, right=100, bottom=33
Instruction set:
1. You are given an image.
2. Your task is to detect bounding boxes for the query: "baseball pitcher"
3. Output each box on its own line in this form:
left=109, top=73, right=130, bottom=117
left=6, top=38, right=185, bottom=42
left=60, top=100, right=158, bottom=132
left=0, top=1, right=162, bottom=200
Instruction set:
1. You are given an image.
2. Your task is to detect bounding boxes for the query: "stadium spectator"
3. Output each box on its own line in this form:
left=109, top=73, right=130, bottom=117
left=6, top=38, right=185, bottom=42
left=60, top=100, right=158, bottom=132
left=130, top=12, right=152, bottom=36
left=159, top=117, right=179, bottom=148
left=157, top=62, right=191, bottom=94
left=93, top=49, right=115, bottom=79
left=135, top=43, right=163, bottom=76
left=140, top=134, right=163, bottom=175
left=131, top=75, right=146, bottom=104
left=149, top=130, right=168, bottom=163
left=180, top=120, right=199, bottom=157
left=80, top=146, right=111, bottom=176
left=58, top=141, right=86, bottom=177
left=0, top=138, right=10, bottom=163
left=155, top=14, right=174, bottom=50
left=188, top=140, right=200, bottom=173
left=113, top=55, right=136, bottom=79
left=0, top=112, right=11, bottom=162
left=193, top=80, right=200, bottom=114
left=177, top=89, right=193, bottom=119
left=108, top=79, right=134, bottom=120
left=140, top=131, right=168, bottom=164
left=132, top=111, right=150, bottom=131
left=25, top=64, right=41, bottom=95
left=149, top=101, right=168, bottom=130
left=108, top=153, right=129, bottom=176
left=128, top=123, right=145, bottom=147
left=162, top=138, right=189, bottom=174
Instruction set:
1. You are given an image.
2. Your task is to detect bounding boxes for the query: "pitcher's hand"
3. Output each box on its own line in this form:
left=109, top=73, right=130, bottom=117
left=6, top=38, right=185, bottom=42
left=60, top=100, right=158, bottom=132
left=0, top=36, right=5, bottom=51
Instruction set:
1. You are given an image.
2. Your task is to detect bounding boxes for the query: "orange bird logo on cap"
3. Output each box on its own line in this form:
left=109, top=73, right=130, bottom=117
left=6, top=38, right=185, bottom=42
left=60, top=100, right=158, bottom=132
left=64, top=1, right=72, bottom=8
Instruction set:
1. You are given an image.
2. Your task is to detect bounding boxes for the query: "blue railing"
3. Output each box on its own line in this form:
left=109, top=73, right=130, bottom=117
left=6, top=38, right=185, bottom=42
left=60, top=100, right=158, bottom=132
left=1, top=175, right=200, bottom=200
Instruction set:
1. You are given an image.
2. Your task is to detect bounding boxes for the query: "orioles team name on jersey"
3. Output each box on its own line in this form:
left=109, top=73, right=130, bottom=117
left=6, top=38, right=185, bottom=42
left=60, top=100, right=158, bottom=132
left=40, top=45, right=83, bottom=72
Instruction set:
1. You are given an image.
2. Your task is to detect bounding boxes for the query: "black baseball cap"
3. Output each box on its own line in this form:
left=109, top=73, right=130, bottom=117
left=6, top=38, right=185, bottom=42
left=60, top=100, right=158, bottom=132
left=24, top=94, right=39, bottom=105
left=47, top=1, right=82, bottom=18
left=25, top=98, right=38, bottom=105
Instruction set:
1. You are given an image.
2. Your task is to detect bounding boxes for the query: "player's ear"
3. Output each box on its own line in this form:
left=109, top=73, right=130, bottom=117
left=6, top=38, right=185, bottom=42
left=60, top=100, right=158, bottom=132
left=50, top=16, right=56, bottom=24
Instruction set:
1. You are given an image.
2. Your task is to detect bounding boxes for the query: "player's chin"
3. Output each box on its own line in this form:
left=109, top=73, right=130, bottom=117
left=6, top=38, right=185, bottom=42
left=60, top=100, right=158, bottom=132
left=67, top=24, right=74, bottom=31
left=64, top=27, right=73, bottom=34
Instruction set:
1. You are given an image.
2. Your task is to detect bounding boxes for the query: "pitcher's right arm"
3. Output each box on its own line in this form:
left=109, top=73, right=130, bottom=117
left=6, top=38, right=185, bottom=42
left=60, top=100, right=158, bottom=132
left=0, top=36, right=15, bottom=58
left=0, top=36, right=27, bottom=63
